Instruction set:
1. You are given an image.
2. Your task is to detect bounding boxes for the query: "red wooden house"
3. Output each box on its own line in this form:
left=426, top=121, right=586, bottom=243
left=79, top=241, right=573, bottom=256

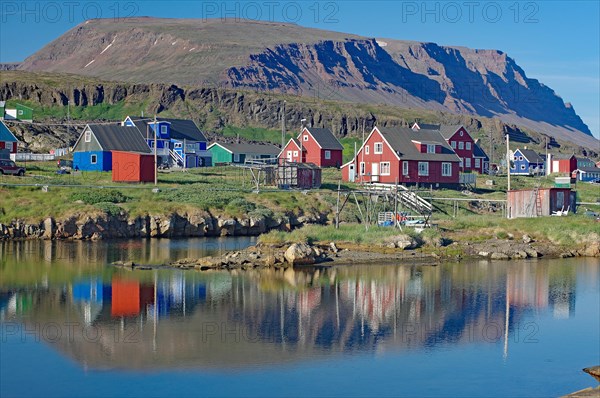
left=412, top=123, right=488, bottom=174
left=279, top=127, right=343, bottom=168
left=547, top=153, right=577, bottom=174
left=341, top=126, right=461, bottom=187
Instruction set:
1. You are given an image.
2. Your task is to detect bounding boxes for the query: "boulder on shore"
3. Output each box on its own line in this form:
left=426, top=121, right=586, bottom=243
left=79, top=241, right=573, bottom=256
left=284, top=243, right=316, bottom=265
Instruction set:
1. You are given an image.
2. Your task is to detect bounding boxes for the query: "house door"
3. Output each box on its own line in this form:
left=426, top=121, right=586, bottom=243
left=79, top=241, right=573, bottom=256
left=348, top=164, right=355, bottom=182
left=371, top=163, right=379, bottom=182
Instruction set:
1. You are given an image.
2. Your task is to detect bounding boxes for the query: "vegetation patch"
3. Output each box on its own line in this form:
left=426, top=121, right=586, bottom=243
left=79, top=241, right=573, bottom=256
left=69, top=189, right=130, bottom=205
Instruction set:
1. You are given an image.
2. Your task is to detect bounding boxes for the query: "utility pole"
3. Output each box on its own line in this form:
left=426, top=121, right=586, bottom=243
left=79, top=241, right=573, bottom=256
left=281, top=100, right=286, bottom=149
left=489, top=129, right=494, bottom=175
left=154, top=115, right=158, bottom=186
left=506, top=134, right=510, bottom=191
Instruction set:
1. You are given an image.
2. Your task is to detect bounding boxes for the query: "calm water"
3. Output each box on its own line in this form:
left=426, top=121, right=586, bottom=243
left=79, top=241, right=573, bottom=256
left=1, top=239, right=599, bottom=397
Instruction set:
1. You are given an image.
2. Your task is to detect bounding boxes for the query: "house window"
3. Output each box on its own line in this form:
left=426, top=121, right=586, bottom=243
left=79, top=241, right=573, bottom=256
left=458, top=141, right=464, bottom=150
left=519, top=156, right=523, bottom=161
left=174, top=142, right=182, bottom=148
left=402, top=161, right=409, bottom=176
left=303, top=135, right=309, bottom=141
left=234, top=154, right=240, bottom=162
left=18, top=110, right=23, bottom=115
left=465, top=158, right=471, bottom=168
left=84, top=131, right=91, bottom=143
left=5, top=142, right=12, bottom=151
left=451, top=141, right=456, bottom=149
left=90, top=154, right=97, bottom=164
left=459, top=158, right=463, bottom=168
left=365, top=145, right=369, bottom=155
left=418, top=162, right=429, bottom=176
left=161, top=125, right=167, bottom=134
left=360, top=162, right=365, bottom=175
left=374, top=143, right=383, bottom=154
left=442, top=162, right=452, bottom=176
left=287, top=151, right=293, bottom=161
left=459, top=131, right=464, bottom=136
left=426, top=144, right=436, bottom=154
left=293, top=151, right=298, bottom=157
left=514, top=156, right=518, bottom=161
left=325, top=150, right=331, bottom=160
left=380, top=162, right=390, bottom=175
left=520, top=164, right=526, bottom=170
left=475, top=158, right=480, bottom=168
left=466, top=142, right=471, bottom=150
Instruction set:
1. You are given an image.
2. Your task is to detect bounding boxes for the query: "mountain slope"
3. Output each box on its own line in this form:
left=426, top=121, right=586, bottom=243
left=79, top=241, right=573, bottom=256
left=14, top=18, right=599, bottom=149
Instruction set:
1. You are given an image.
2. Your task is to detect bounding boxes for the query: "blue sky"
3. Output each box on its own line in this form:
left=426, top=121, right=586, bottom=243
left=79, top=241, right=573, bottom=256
left=1, top=1, right=598, bottom=138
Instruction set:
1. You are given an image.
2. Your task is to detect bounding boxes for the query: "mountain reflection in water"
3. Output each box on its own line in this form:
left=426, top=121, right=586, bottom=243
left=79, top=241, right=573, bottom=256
left=2, top=257, right=597, bottom=371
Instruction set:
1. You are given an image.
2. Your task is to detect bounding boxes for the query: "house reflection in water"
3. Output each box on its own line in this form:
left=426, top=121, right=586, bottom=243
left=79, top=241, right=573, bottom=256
left=1, top=259, right=595, bottom=370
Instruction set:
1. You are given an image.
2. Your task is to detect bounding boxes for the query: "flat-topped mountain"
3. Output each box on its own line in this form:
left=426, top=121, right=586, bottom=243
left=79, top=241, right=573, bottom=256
left=12, top=18, right=599, bottom=148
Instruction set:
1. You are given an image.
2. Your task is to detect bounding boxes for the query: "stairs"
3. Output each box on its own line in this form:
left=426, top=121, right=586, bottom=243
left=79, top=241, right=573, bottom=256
left=369, top=183, right=432, bottom=215
left=169, top=150, right=185, bottom=168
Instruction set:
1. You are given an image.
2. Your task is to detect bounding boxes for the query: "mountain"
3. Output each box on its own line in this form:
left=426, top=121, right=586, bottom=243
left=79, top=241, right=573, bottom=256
left=12, top=18, right=599, bottom=149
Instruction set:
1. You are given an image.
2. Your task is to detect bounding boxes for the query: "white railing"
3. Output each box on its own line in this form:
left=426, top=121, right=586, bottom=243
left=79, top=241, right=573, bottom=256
left=14, top=153, right=56, bottom=162
left=170, top=149, right=185, bottom=167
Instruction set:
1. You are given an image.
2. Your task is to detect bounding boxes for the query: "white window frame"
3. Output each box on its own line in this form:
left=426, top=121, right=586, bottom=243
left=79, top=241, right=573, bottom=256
left=458, top=141, right=464, bottom=150
left=466, top=142, right=471, bottom=150
left=465, top=158, right=471, bottom=168
left=374, top=142, right=383, bottom=154
left=451, top=141, right=456, bottom=149
left=293, top=151, right=298, bottom=157
left=459, top=131, right=464, bottom=137
left=324, top=150, right=331, bottom=160
left=520, top=164, right=526, bottom=170
left=426, top=144, right=436, bottom=154
left=402, top=161, right=409, bottom=176
left=303, top=135, right=309, bottom=141
left=287, top=151, right=293, bottom=161
left=442, top=162, right=452, bottom=176
left=234, top=153, right=240, bottom=162
left=161, top=125, right=167, bottom=134
left=359, top=162, right=365, bottom=175
left=18, top=109, right=23, bottom=116
left=84, top=131, right=91, bottom=143
left=174, top=142, right=183, bottom=149
left=475, top=158, right=480, bottom=168
left=5, top=142, right=12, bottom=151
left=519, top=156, right=523, bottom=161
left=365, top=145, right=369, bottom=155
left=90, top=154, right=97, bottom=164
left=380, top=162, right=391, bottom=176
left=418, top=162, right=429, bottom=176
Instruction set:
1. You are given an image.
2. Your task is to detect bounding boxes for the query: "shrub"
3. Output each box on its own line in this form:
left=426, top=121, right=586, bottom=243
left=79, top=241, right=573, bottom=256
left=94, top=202, right=123, bottom=216
left=70, top=189, right=129, bottom=204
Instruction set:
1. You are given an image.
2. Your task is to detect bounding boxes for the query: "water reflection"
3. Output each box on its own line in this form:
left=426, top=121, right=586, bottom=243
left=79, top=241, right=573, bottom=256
left=1, top=257, right=597, bottom=371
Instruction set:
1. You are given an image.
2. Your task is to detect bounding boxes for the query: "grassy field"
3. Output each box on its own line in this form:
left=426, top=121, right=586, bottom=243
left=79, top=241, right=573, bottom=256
left=1, top=162, right=598, bottom=250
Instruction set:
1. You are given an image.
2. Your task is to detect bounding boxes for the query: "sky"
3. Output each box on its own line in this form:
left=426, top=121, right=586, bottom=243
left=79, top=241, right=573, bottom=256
left=0, top=0, right=598, bottom=139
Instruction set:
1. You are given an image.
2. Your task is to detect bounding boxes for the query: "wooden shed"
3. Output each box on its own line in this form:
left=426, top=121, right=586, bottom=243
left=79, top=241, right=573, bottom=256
left=277, top=162, right=321, bottom=189
left=112, top=151, right=155, bottom=183
left=507, top=188, right=576, bottom=219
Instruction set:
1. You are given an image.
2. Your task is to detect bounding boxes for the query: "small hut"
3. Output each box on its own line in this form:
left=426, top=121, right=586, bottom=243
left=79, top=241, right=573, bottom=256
left=507, top=188, right=576, bottom=219
left=277, top=162, right=321, bottom=189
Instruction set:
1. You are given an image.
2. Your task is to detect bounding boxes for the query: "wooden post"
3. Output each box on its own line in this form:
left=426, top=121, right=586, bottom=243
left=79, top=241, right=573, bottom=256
left=153, top=115, right=158, bottom=186
left=394, top=179, right=399, bottom=228
left=335, top=181, right=341, bottom=229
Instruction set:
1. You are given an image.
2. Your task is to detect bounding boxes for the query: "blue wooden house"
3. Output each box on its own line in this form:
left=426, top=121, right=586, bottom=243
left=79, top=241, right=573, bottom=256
left=123, top=116, right=211, bottom=168
left=510, top=148, right=545, bottom=176
left=72, top=124, right=152, bottom=171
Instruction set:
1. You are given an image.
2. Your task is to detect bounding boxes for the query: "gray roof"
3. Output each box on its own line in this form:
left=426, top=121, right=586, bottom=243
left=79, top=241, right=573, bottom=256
left=376, top=127, right=460, bottom=162
left=131, top=117, right=207, bottom=142
left=211, top=142, right=281, bottom=156
left=519, top=149, right=545, bottom=164
left=552, top=153, right=576, bottom=160
left=413, top=122, right=441, bottom=131
left=578, top=166, right=600, bottom=173
left=88, top=124, right=152, bottom=153
left=473, top=142, right=489, bottom=159
left=305, top=128, right=343, bottom=150
left=438, top=125, right=464, bottom=139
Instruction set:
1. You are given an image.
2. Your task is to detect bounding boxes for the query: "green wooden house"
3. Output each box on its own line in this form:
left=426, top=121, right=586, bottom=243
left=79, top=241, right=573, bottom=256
left=3, top=103, right=33, bottom=122
left=208, top=142, right=281, bottom=164
left=0, top=101, right=5, bottom=120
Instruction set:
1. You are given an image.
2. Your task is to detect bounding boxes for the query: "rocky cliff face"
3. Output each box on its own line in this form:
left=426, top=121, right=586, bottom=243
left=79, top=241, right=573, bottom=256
left=13, top=18, right=596, bottom=149
left=0, top=211, right=326, bottom=241
left=2, top=72, right=596, bottom=158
